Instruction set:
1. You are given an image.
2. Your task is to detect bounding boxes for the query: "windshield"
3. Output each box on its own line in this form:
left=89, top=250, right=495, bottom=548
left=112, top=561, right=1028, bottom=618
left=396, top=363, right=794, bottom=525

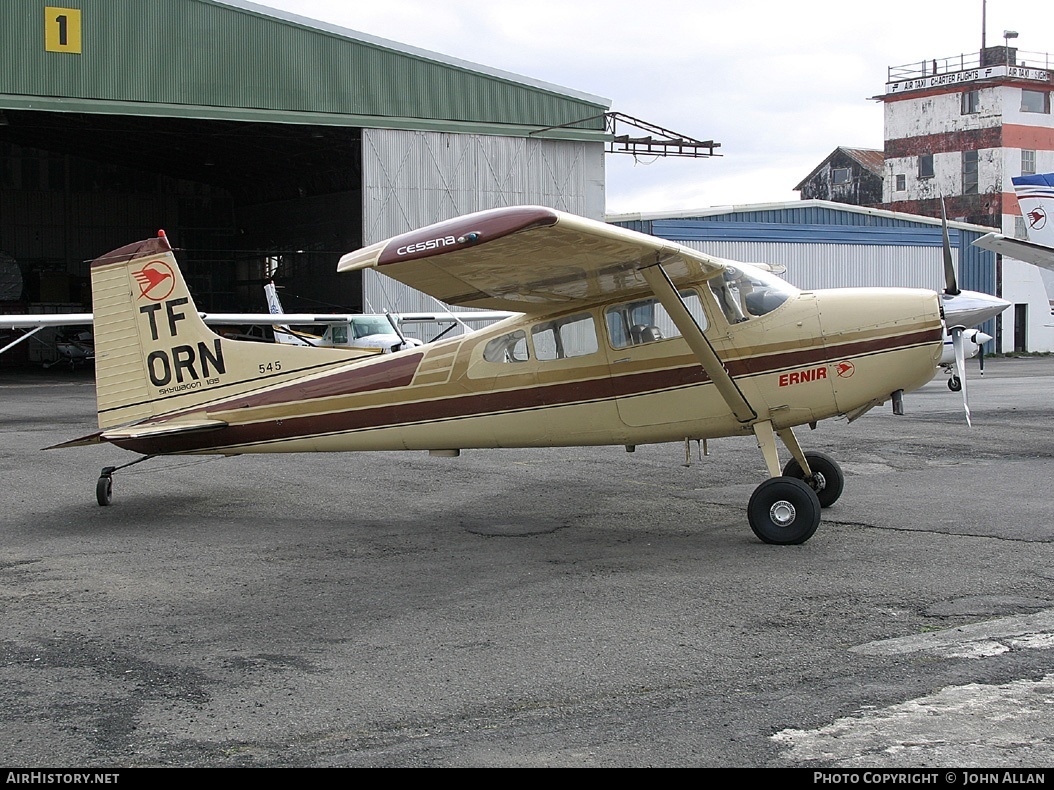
left=351, top=317, right=395, bottom=338
left=708, top=264, right=796, bottom=324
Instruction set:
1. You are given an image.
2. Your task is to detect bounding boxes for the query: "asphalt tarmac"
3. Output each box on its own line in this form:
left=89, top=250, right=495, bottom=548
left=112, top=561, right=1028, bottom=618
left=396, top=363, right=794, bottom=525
left=1, top=356, right=1053, bottom=768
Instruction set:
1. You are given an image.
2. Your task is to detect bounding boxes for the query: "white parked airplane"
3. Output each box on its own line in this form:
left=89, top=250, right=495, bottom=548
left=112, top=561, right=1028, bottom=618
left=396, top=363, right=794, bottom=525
left=1, top=276, right=509, bottom=360
left=930, top=199, right=1010, bottom=401
left=263, top=281, right=423, bottom=352
left=974, top=172, right=1054, bottom=271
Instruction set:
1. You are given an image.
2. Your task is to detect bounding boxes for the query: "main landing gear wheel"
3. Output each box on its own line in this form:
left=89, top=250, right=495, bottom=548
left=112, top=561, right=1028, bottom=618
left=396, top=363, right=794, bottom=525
left=96, top=467, right=114, bottom=506
left=748, top=477, right=821, bottom=545
left=782, top=451, right=844, bottom=508
left=948, top=375, right=962, bottom=392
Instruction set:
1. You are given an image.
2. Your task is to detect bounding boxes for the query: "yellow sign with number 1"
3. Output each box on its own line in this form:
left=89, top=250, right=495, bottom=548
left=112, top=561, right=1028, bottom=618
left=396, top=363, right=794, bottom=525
left=45, top=7, right=82, bottom=54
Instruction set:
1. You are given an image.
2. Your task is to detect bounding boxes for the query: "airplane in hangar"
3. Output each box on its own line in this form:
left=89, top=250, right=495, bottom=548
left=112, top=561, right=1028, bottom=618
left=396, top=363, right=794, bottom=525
left=973, top=172, right=1054, bottom=272
left=1, top=280, right=507, bottom=361
left=263, top=279, right=423, bottom=352
left=50, top=205, right=984, bottom=546
left=263, top=279, right=514, bottom=350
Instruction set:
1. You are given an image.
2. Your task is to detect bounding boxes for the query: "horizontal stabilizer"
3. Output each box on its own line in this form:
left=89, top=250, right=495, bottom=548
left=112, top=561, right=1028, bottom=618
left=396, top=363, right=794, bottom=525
left=45, top=431, right=105, bottom=449
left=101, top=418, right=229, bottom=442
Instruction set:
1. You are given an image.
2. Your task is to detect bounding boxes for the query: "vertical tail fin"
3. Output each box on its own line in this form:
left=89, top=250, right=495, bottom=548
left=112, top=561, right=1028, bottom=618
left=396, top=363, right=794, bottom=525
left=1013, top=173, right=1054, bottom=247
left=90, top=232, right=358, bottom=430
left=264, top=281, right=320, bottom=347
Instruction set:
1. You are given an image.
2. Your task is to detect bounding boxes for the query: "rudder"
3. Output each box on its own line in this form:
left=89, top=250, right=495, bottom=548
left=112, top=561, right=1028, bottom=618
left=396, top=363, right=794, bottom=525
left=90, top=232, right=363, bottom=430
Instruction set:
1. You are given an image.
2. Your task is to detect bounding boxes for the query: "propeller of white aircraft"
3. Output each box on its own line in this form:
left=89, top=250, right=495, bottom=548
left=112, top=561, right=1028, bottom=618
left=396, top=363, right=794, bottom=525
left=936, top=197, right=1010, bottom=426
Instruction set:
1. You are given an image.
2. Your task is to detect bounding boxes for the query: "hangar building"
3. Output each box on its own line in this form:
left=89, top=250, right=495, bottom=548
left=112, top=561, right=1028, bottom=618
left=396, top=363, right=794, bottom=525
left=0, top=0, right=610, bottom=338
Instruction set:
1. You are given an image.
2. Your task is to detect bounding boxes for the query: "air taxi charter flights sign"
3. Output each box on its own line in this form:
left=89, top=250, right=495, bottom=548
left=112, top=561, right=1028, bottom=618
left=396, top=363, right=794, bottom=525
left=886, top=65, right=1051, bottom=94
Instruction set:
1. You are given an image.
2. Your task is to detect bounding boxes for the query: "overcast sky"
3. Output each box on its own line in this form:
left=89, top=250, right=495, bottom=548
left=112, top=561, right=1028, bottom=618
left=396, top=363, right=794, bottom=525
left=252, top=0, right=1054, bottom=216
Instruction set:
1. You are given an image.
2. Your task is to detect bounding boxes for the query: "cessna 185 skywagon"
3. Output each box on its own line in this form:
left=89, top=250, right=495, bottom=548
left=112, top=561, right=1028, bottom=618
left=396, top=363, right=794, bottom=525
left=55, top=206, right=948, bottom=545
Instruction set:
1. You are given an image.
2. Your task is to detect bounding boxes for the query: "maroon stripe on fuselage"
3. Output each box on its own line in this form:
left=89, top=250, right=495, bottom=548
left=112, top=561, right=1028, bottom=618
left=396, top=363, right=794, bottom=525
left=219, top=352, right=424, bottom=410
left=728, top=327, right=941, bottom=377
left=116, top=326, right=939, bottom=455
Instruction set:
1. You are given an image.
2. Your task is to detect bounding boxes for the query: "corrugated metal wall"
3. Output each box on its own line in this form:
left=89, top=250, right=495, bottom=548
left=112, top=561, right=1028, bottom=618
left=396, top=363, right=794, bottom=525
left=360, top=128, right=605, bottom=326
left=3, top=0, right=608, bottom=134
left=615, top=205, right=997, bottom=296
left=671, top=240, right=950, bottom=292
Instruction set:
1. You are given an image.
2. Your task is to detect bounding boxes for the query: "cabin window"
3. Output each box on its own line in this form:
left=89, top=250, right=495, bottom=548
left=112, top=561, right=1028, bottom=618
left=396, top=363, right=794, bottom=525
left=532, top=313, right=598, bottom=361
left=831, top=167, right=851, bottom=185
left=1021, top=89, right=1050, bottom=114
left=483, top=330, right=529, bottom=363
left=330, top=325, right=348, bottom=345
left=962, top=150, right=979, bottom=195
left=708, top=265, right=794, bottom=324
left=918, top=154, right=934, bottom=179
left=605, top=290, right=706, bottom=350
left=960, top=90, right=979, bottom=114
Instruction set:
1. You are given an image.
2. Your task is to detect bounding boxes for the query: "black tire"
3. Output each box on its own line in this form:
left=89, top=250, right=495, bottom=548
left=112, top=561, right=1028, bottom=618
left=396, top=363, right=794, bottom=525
left=782, top=450, right=844, bottom=508
left=96, top=475, right=112, bottom=506
left=748, top=477, right=821, bottom=545
left=948, top=375, right=962, bottom=392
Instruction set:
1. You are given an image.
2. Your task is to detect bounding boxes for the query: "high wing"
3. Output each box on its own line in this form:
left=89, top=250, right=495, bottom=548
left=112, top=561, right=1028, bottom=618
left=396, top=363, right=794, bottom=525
left=973, top=232, right=1054, bottom=272
left=1, top=310, right=509, bottom=329
left=1, top=314, right=94, bottom=329
left=337, top=205, right=728, bottom=313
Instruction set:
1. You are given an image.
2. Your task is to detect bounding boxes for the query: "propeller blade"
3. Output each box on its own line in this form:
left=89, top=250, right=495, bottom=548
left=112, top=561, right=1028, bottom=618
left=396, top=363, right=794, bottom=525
left=939, top=195, right=960, bottom=296
left=974, top=330, right=992, bottom=376
left=951, top=326, right=971, bottom=426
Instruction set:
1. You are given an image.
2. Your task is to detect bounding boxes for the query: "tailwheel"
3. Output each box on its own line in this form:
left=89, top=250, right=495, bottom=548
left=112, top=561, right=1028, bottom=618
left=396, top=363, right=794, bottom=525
left=93, top=457, right=152, bottom=506
left=782, top=451, right=844, bottom=508
left=96, top=467, right=114, bottom=506
left=748, top=477, right=821, bottom=545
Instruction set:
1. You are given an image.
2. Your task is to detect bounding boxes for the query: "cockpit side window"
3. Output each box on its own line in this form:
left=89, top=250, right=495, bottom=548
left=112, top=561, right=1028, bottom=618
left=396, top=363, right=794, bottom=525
left=483, top=330, right=530, bottom=363
left=330, top=325, right=349, bottom=345
left=605, top=290, right=706, bottom=349
left=708, top=265, right=794, bottom=324
left=532, top=313, right=598, bottom=361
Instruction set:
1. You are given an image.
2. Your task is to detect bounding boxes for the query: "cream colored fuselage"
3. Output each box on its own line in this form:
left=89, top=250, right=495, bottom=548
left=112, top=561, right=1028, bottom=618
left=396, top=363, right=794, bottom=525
left=109, top=282, right=942, bottom=458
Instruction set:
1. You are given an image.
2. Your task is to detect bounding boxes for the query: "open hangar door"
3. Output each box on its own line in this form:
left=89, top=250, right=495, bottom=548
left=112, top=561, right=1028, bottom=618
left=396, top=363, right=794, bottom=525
left=0, top=108, right=366, bottom=322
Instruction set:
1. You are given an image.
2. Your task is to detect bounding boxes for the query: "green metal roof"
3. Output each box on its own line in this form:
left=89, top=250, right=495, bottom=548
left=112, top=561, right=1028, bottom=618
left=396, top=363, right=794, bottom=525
left=0, top=0, right=610, bottom=140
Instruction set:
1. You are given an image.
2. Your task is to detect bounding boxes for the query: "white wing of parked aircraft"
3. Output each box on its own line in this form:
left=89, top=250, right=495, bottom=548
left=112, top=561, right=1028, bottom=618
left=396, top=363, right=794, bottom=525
left=1, top=278, right=512, bottom=359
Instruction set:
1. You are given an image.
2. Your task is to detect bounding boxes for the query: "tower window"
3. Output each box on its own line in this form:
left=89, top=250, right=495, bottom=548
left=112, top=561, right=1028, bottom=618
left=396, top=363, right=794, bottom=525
left=918, top=155, right=934, bottom=179
left=1021, top=89, right=1050, bottom=113
left=895, top=174, right=906, bottom=191
left=962, top=150, right=978, bottom=195
left=832, top=167, right=851, bottom=185
left=1022, top=150, right=1036, bottom=175
left=961, top=90, right=979, bottom=114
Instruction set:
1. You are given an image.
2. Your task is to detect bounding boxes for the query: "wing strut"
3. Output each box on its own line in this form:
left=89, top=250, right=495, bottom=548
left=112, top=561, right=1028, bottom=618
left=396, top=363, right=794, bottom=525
left=639, top=261, right=756, bottom=424
left=1, top=325, right=46, bottom=356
